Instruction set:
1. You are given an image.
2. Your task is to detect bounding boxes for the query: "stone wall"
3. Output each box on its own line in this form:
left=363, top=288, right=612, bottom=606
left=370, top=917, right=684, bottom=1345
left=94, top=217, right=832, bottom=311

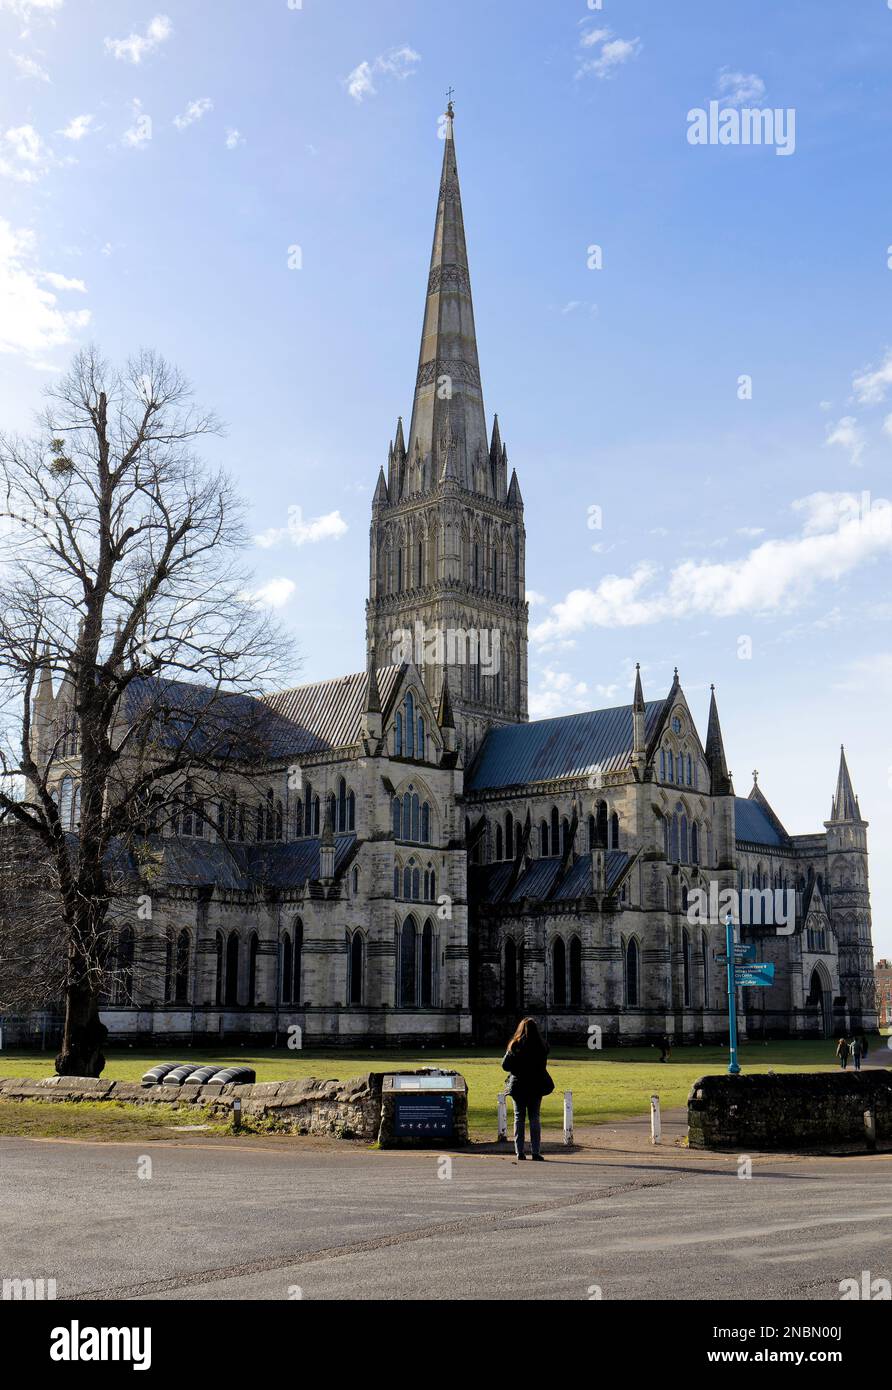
left=0, top=1073, right=384, bottom=1141
left=688, top=1070, right=892, bottom=1151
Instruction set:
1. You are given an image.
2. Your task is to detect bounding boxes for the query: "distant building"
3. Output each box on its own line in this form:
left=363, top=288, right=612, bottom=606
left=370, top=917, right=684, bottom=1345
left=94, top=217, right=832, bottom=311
left=30, top=105, right=877, bottom=1047
left=876, top=960, right=892, bottom=1028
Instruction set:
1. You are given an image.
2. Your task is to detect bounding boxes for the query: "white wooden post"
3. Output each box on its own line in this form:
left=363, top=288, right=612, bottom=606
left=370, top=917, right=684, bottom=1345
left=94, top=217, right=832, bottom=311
left=563, top=1090, right=573, bottom=1146
left=497, top=1091, right=508, bottom=1142
left=865, top=1109, right=876, bottom=1151
left=232, top=1096, right=242, bottom=1132
left=651, top=1094, right=661, bottom=1145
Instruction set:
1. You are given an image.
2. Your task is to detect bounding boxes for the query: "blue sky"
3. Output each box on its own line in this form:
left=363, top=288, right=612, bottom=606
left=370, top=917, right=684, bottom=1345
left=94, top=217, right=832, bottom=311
left=1, top=0, right=891, bottom=952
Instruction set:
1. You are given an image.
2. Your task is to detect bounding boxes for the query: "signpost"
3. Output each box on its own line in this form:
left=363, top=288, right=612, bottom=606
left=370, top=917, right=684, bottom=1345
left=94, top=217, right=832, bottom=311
left=723, top=912, right=776, bottom=1076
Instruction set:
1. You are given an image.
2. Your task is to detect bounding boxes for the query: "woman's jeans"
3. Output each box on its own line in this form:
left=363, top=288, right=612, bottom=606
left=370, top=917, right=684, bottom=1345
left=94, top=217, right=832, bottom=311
left=512, top=1096, right=542, bottom=1157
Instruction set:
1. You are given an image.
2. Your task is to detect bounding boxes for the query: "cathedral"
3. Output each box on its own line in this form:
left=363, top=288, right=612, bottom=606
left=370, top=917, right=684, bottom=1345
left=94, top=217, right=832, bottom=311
left=34, top=106, right=876, bottom=1047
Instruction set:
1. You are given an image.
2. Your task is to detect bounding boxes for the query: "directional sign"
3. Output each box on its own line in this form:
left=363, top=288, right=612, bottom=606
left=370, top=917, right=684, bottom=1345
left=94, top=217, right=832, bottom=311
left=734, top=962, right=775, bottom=988
left=716, top=944, right=757, bottom=965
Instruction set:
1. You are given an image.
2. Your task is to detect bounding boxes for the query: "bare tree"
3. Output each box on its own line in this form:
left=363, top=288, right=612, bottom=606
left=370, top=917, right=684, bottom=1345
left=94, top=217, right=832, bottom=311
left=0, top=346, right=296, bottom=1075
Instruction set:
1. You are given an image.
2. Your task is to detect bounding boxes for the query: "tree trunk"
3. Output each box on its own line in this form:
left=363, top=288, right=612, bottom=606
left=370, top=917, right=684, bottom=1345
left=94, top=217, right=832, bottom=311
left=56, top=977, right=108, bottom=1076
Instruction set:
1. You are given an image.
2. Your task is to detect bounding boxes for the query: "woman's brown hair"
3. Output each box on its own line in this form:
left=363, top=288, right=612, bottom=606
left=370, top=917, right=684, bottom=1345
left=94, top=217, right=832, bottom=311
left=509, top=1017, right=544, bottom=1051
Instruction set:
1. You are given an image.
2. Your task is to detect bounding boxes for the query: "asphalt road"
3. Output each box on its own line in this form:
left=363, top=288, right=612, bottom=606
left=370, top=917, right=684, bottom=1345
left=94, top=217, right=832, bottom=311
left=1, top=1129, right=890, bottom=1301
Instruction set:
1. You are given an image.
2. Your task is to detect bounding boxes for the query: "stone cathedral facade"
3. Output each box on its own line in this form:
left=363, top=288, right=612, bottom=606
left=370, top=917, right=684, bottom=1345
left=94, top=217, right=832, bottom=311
left=35, top=108, right=876, bottom=1047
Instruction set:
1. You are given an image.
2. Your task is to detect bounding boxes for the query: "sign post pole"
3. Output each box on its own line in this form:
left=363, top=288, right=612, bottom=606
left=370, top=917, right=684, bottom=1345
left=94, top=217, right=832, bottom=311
left=725, top=910, right=741, bottom=1075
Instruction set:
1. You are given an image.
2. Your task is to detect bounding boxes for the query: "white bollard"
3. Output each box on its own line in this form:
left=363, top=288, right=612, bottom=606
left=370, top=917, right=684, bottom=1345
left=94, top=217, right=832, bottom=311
left=563, top=1090, right=574, bottom=1146
left=497, top=1091, right=508, bottom=1142
left=651, top=1094, right=661, bottom=1145
left=865, top=1109, right=876, bottom=1151
left=232, top=1096, right=242, bottom=1132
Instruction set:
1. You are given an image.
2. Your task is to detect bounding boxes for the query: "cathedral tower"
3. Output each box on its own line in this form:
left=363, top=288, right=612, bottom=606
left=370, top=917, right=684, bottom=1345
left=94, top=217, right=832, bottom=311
left=366, top=102, right=528, bottom=759
left=825, top=747, right=876, bottom=1030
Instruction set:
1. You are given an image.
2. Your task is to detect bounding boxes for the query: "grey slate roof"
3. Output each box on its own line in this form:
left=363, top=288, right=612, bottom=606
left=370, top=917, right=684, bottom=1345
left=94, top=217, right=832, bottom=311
left=263, top=667, right=403, bottom=754
left=471, top=850, right=630, bottom=907
left=467, top=702, right=665, bottom=792
left=734, top=797, right=787, bottom=847
left=119, top=668, right=403, bottom=762
left=108, top=834, right=358, bottom=892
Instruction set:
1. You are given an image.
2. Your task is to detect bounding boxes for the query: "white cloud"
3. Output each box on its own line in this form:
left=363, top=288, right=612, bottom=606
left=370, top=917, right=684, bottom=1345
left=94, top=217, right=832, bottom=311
left=576, top=27, right=642, bottom=80
left=58, top=113, right=93, bottom=141
left=250, top=578, right=296, bottom=610
left=345, top=45, right=420, bottom=102
left=528, top=667, right=591, bottom=720
left=0, top=0, right=62, bottom=22
left=0, top=123, right=51, bottom=181
left=532, top=491, right=892, bottom=641
left=525, top=589, right=547, bottom=606
left=11, top=51, right=50, bottom=81
left=173, top=97, right=212, bottom=130
left=0, top=218, right=90, bottom=364
left=224, top=127, right=244, bottom=150
left=122, top=99, right=152, bottom=149
left=716, top=69, right=766, bottom=107
left=105, top=14, right=171, bottom=65
left=736, top=526, right=765, bottom=538
left=825, top=415, right=865, bottom=466
left=40, top=270, right=86, bottom=291
left=853, top=350, right=892, bottom=405
left=254, top=505, right=348, bottom=549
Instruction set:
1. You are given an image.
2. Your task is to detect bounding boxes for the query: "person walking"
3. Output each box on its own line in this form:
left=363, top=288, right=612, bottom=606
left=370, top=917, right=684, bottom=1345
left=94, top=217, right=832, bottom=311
left=658, top=1034, right=672, bottom=1063
left=836, top=1037, right=849, bottom=1069
left=501, top=1017, right=553, bottom=1162
left=850, top=1036, right=862, bottom=1072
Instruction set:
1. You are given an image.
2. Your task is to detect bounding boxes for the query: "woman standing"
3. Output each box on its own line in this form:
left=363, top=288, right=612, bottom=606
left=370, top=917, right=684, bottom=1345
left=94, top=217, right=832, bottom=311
left=502, top=1017, right=552, bottom=1161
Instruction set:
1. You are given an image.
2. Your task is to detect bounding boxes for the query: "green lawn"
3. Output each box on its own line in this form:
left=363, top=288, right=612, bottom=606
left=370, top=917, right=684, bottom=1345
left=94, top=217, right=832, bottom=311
left=1, top=1037, right=886, bottom=1136
left=0, top=1099, right=222, bottom=1142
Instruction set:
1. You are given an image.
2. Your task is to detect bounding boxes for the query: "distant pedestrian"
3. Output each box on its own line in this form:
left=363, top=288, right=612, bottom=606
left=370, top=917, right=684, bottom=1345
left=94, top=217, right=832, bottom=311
left=658, top=1034, right=672, bottom=1063
left=502, top=1017, right=554, bottom=1162
left=836, top=1037, right=849, bottom=1070
left=850, top=1036, right=862, bottom=1072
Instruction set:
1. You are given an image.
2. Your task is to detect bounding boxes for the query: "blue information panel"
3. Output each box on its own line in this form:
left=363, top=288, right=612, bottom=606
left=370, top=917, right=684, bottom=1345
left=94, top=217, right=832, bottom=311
left=394, top=1093, right=455, bottom=1138
left=734, top=962, right=776, bottom=987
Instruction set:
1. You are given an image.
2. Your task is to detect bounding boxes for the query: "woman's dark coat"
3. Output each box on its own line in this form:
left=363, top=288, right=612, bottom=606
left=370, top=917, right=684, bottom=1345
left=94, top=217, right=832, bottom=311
left=501, top=1038, right=551, bottom=1102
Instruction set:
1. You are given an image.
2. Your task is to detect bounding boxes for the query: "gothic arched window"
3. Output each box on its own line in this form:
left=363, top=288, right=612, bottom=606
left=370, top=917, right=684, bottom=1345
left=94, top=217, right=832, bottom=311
left=421, top=919, right=434, bottom=1007
left=610, top=812, right=620, bottom=849
left=349, top=931, right=364, bottom=1004
left=225, top=931, right=240, bottom=1006
left=682, top=928, right=691, bottom=1008
left=569, top=935, right=582, bottom=1009
left=248, top=932, right=260, bottom=1006
left=405, top=692, right=415, bottom=757
left=625, top=938, right=640, bottom=1007
left=395, top=711, right=403, bottom=756
left=400, top=916, right=417, bottom=1006
left=552, top=938, right=567, bottom=1007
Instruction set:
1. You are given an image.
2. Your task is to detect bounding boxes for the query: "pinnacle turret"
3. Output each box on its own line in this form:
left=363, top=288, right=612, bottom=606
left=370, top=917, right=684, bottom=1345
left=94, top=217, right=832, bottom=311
left=830, top=745, right=860, bottom=822
left=705, top=685, right=733, bottom=797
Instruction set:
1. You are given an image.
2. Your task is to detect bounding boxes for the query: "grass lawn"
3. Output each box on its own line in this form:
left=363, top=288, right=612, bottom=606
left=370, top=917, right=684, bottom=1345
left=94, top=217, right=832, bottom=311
left=0, top=1099, right=222, bottom=1142
left=1, top=1036, right=887, bottom=1137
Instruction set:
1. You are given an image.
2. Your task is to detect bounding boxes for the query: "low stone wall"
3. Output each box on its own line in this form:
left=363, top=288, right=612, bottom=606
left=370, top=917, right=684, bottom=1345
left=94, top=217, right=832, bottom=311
left=688, top=1070, right=892, bottom=1151
left=0, top=1073, right=384, bottom=1141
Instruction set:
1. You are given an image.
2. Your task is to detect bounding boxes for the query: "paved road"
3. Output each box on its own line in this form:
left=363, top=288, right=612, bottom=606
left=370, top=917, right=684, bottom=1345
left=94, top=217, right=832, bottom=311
left=1, top=1133, right=890, bottom=1300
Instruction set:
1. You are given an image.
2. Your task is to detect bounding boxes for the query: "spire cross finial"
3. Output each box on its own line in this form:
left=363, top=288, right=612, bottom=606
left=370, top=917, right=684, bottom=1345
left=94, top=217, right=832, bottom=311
left=446, top=86, right=455, bottom=106
left=753, top=769, right=759, bottom=785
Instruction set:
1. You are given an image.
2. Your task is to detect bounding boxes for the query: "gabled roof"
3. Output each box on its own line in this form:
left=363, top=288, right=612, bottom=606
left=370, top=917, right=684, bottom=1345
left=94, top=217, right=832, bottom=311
left=471, top=850, right=630, bottom=907
left=108, top=833, right=358, bottom=892
left=734, top=796, right=788, bottom=848
left=466, top=701, right=665, bottom=792
left=262, top=666, right=404, bottom=755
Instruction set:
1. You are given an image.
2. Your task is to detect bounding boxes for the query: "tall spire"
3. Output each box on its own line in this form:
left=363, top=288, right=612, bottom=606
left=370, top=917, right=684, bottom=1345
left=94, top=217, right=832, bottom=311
left=407, top=101, right=487, bottom=490
left=705, top=685, right=733, bottom=797
left=831, top=745, right=860, bottom=822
